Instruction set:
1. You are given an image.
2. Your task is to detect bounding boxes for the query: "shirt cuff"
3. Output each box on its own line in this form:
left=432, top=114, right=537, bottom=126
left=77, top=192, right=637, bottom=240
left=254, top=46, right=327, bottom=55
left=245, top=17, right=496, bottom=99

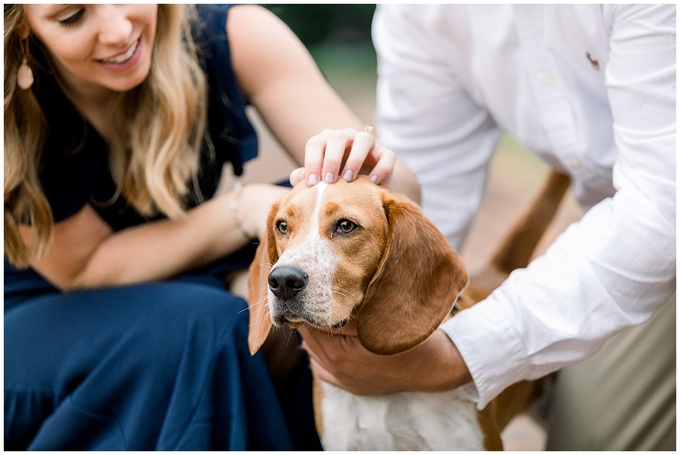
left=440, top=298, right=530, bottom=410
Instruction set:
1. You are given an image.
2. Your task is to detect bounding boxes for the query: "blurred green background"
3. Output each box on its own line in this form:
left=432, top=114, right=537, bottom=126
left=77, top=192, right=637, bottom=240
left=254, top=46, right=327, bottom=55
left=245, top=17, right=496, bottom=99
left=265, top=4, right=378, bottom=89
left=265, top=4, right=375, bottom=48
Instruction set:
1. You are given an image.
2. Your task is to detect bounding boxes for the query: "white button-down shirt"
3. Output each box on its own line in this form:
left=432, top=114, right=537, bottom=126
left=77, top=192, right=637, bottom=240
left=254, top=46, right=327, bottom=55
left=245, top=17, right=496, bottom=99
left=373, top=4, right=675, bottom=409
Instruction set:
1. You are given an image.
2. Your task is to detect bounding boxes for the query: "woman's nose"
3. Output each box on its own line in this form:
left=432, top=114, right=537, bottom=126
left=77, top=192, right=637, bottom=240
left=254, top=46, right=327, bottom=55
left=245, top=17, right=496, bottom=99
left=95, top=5, right=134, bottom=46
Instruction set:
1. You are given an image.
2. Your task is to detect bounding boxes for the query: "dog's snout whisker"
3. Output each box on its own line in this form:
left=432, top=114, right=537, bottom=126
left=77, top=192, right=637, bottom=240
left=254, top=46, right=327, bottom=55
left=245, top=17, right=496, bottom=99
left=333, top=319, right=347, bottom=329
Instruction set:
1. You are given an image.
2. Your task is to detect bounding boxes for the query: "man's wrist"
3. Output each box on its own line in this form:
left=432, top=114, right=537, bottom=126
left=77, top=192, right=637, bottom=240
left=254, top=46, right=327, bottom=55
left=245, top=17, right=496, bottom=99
left=411, top=329, right=472, bottom=392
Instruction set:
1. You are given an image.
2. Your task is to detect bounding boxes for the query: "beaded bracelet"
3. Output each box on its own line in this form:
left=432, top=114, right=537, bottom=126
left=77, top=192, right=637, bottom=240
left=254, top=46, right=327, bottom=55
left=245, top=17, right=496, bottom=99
left=229, top=182, right=256, bottom=241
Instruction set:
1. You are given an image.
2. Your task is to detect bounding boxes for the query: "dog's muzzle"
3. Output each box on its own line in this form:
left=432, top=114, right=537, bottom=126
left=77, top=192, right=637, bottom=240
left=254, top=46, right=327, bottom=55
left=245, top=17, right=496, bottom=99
left=268, top=266, right=308, bottom=300
left=268, top=266, right=348, bottom=329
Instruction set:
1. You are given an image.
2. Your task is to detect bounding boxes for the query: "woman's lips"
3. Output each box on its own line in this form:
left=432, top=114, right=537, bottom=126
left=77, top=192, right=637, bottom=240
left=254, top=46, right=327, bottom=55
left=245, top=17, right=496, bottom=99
left=97, top=37, right=142, bottom=71
left=100, top=39, right=139, bottom=64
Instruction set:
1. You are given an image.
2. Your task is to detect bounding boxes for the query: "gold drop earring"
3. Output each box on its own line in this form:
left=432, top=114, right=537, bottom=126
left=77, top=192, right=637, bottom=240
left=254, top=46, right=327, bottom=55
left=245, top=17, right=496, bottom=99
left=17, top=39, right=34, bottom=90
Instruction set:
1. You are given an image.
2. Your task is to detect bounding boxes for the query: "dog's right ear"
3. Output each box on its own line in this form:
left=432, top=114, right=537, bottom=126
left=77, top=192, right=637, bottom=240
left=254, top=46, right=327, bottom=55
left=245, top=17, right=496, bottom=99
left=247, top=202, right=280, bottom=355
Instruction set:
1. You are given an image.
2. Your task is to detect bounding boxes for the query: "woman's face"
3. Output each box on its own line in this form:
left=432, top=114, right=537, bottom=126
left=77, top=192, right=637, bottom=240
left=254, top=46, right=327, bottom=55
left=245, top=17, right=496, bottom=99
left=23, top=4, right=158, bottom=97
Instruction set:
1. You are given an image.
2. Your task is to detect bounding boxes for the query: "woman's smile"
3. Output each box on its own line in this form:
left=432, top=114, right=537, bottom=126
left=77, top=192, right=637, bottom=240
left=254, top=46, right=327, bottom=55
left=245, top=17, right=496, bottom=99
left=97, top=37, right=142, bottom=72
left=100, top=38, right=139, bottom=64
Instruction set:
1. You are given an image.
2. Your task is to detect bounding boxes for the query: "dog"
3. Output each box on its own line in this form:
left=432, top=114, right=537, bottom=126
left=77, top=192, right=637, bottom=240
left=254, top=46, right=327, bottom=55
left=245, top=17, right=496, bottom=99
left=247, top=172, right=569, bottom=450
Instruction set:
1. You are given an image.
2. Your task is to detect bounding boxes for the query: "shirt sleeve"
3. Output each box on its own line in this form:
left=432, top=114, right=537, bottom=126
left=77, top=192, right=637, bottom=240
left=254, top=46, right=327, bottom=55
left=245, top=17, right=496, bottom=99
left=440, top=4, right=676, bottom=409
left=373, top=5, right=502, bottom=250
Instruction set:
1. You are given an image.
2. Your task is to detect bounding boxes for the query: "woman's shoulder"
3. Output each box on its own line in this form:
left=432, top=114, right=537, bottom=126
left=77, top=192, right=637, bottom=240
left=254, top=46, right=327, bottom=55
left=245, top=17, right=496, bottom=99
left=192, top=4, right=228, bottom=42
left=192, top=4, right=279, bottom=47
left=190, top=4, right=259, bottom=179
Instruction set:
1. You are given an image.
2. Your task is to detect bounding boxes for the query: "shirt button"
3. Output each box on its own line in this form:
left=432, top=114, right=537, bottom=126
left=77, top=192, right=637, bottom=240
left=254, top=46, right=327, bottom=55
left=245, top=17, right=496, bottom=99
left=569, top=157, right=583, bottom=169
left=542, top=73, right=556, bottom=86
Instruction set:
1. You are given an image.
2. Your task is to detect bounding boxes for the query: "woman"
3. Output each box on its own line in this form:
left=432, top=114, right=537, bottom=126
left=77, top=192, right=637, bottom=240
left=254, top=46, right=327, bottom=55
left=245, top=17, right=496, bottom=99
left=4, top=4, right=418, bottom=449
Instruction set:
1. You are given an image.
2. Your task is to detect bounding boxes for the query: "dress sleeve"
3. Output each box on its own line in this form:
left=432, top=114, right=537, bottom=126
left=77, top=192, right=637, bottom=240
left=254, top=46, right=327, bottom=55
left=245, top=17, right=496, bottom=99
left=441, top=4, right=676, bottom=409
left=193, top=4, right=258, bottom=191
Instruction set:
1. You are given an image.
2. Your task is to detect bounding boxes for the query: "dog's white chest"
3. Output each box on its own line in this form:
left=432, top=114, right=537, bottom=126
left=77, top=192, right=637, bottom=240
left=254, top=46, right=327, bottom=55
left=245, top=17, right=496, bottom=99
left=320, top=382, right=485, bottom=451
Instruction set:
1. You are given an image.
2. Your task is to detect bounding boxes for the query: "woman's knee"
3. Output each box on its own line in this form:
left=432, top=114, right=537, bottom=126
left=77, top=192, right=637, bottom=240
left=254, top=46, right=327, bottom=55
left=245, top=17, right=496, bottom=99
left=5, top=282, right=256, bottom=449
left=107, top=282, right=250, bottom=370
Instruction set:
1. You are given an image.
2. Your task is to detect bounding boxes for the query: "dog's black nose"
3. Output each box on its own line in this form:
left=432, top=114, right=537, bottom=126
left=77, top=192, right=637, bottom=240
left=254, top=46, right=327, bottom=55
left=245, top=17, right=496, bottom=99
left=268, top=266, right=308, bottom=299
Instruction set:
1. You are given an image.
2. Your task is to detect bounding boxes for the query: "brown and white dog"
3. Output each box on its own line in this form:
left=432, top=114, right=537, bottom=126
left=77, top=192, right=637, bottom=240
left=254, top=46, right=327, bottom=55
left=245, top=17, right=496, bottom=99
left=247, top=173, right=568, bottom=450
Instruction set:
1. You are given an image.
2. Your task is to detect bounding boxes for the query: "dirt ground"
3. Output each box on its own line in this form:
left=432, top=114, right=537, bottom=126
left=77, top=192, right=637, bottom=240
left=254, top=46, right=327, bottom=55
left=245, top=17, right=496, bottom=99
left=228, top=73, right=584, bottom=450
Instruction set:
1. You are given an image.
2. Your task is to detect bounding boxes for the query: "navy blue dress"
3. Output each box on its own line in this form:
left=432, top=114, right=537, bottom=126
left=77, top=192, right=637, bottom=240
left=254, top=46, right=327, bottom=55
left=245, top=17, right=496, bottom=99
left=4, top=5, right=319, bottom=450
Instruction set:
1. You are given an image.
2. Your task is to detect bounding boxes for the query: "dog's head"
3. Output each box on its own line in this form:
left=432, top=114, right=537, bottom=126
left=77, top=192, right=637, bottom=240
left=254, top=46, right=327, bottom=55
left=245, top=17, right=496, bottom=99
left=248, top=176, right=468, bottom=356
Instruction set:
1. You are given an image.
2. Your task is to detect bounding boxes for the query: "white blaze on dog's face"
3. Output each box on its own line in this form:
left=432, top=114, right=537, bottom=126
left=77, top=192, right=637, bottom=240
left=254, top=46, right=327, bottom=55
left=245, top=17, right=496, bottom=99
left=267, top=180, right=388, bottom=329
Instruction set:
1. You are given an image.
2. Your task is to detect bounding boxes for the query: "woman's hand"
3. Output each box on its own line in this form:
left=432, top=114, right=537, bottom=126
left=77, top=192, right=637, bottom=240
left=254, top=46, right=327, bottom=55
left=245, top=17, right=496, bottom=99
left=289, top=127, right=397, bottom=187
left=238, top=183, right=290, bottom=240
left=298, top=320, right=473, bottom=396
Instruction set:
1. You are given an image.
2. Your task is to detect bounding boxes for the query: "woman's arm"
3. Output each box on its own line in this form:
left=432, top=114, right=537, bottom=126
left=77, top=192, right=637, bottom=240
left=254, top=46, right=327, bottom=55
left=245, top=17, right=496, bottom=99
left=25, top=184, right=288, bottom=291
left=226, top=5, right=420, bottom=202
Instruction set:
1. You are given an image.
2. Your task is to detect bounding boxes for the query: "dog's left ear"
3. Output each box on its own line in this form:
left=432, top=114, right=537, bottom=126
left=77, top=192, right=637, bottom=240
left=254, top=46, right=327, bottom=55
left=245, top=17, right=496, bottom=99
left=247, top=202, right=280, bottom=355
left=358, top=189, right=468, bottom=355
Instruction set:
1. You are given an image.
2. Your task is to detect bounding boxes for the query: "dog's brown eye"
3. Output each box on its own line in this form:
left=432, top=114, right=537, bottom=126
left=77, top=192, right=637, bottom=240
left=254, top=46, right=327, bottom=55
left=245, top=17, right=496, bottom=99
left=276, top=220, right=288, bottom=234
left=336, top=219, right=357, bottom=234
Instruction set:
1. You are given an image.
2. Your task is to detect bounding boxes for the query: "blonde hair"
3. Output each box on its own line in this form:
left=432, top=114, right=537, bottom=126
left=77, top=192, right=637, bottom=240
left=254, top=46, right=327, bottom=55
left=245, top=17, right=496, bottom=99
left=4, top=5, right=208, bottom=267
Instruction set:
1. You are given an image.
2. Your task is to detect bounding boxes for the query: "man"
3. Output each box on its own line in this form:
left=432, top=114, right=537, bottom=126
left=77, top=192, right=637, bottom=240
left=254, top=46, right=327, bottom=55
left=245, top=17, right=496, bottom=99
left=298, top=5, right=676, bottom=450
